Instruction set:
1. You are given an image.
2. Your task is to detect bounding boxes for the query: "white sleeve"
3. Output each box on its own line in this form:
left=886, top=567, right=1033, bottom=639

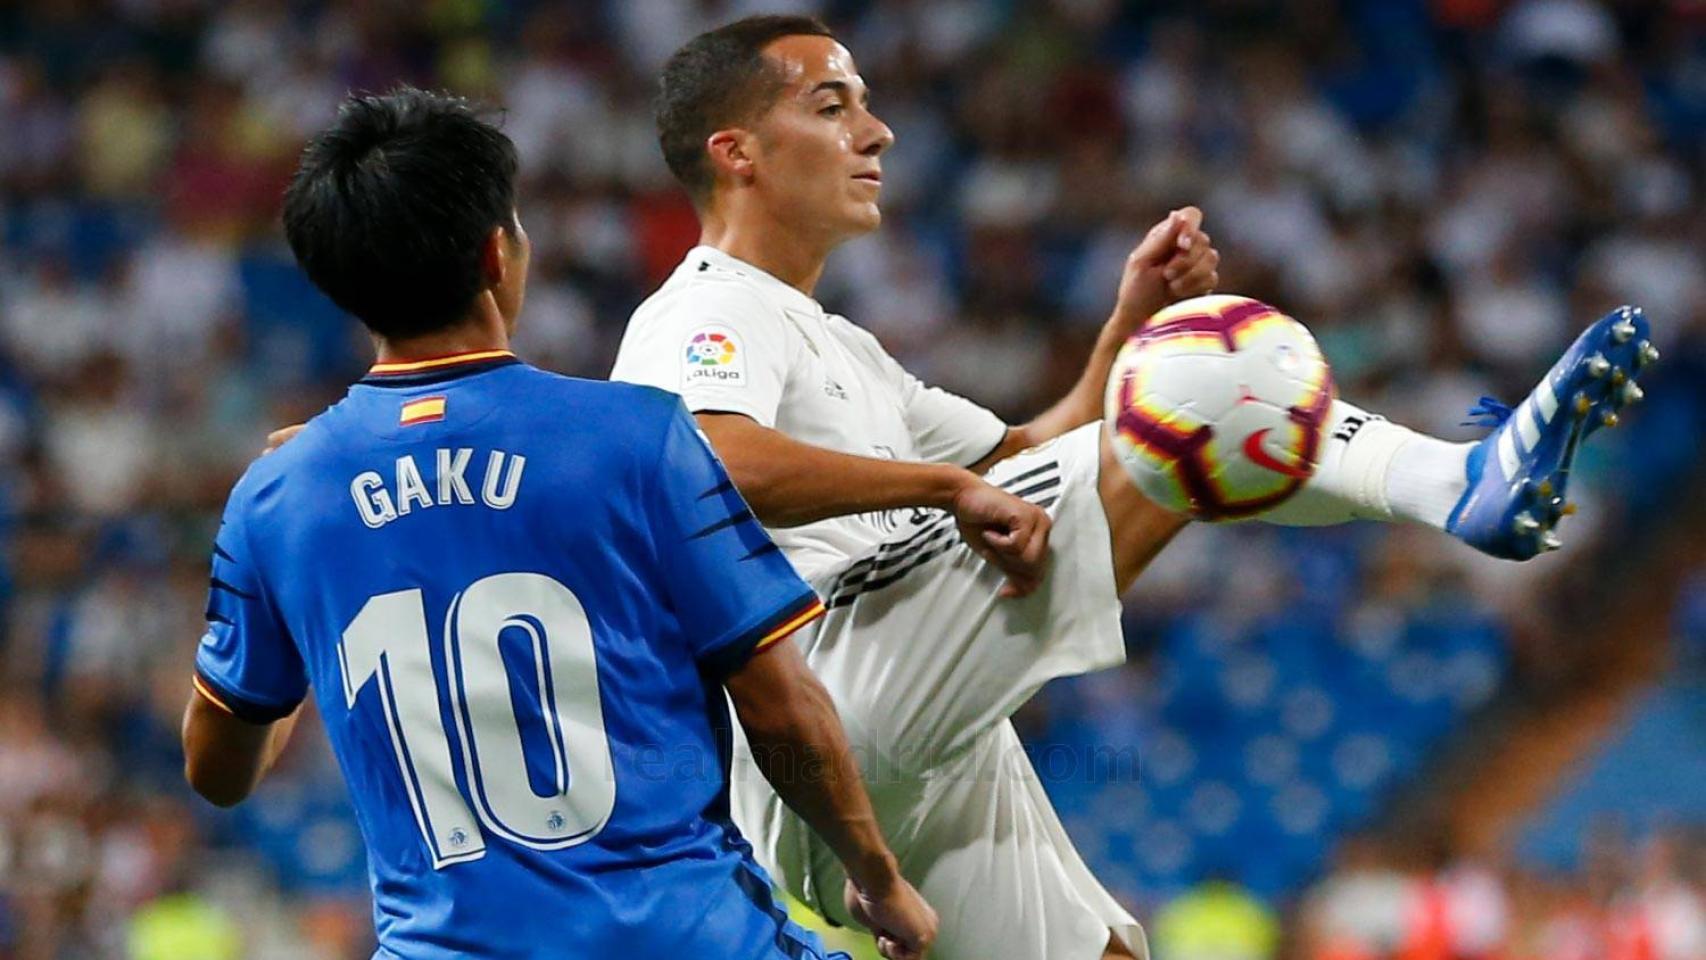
left=899, top=368, right=1010, bottom=467
left=839, top=322, right=1008, bottom=467
left=611, top=284, right=792, bottom=428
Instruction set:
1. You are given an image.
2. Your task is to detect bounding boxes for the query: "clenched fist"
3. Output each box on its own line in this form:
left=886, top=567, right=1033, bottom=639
left=1111, top=206, right=1220, bottom=337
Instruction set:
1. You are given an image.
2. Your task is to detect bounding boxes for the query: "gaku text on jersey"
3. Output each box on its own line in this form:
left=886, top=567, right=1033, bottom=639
left=349, top=448, right=526, bottom=529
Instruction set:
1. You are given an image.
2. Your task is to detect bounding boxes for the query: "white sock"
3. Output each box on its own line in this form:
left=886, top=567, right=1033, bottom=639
left=1258, top=400, right=1471, bottom=530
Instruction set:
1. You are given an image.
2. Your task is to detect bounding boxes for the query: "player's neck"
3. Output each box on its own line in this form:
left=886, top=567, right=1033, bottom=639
left=700, top=209, right=832, bottom=297
left=372, top=307, right=511, bottom=366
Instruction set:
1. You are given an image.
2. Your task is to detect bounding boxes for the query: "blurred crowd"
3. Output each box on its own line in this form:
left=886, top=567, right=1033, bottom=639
left=0, top=0, right=1702, bottom=957
left=1148, top=828, right=1706, bottom=960
left=1297, top=830, right=1706, bottom=960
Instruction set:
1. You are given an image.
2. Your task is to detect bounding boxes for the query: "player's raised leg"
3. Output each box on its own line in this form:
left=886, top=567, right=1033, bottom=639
left=1256, top=306, right=1655, bottom=559
left=1097, top=434, right=1190, bottom=593
left=1094, top=303, right=1657, bottom=598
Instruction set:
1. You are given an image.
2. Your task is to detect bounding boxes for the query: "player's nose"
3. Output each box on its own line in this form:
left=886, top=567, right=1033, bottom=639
left=857, top=110, right=894, bottom=157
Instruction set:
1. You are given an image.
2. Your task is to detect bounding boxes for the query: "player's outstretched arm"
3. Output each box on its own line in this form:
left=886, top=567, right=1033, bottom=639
left=969, top=207, right=1221, bottom=474
left=700, top=411, right=1049, bottom=597
left=182, top=696, right=300, bottom=807
left=726, top=641, right=938, bottom=959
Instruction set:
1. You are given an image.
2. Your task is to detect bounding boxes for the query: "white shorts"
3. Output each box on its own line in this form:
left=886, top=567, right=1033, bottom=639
left=730, top=423, right=1147, bottom=960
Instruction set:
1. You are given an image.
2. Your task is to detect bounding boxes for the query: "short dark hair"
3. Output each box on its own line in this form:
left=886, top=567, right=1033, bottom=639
left=282, top=87, right=519, bottom=340
left=656, top=15, right=835, bottom=202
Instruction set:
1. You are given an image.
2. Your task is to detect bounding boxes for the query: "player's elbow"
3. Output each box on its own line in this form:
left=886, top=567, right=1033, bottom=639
left=183, top=755, right=252, bottom=808
left=194, top=784, right=250, bottom=809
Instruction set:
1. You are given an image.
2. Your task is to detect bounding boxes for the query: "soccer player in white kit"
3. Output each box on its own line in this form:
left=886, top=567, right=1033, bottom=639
left=611, top=15, right=1651, bottom=960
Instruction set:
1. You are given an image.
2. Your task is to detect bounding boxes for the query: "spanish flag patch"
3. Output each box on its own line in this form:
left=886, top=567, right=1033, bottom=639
left=400, top=395, right=447, bottom=426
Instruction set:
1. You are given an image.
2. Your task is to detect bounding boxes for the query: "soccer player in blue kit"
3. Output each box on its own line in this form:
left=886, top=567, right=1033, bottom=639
left=180, top=89, right=936, bottom=960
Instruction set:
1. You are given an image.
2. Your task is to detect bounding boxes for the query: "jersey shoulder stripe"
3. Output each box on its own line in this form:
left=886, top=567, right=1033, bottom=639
left=697, top=592, right=824, bottom=678
left=754, top=598, right=826, bottom=653
left=192, top=668, right=297, bottom=724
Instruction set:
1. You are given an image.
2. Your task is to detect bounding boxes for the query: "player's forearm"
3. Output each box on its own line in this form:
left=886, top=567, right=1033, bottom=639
left=698, top=412, right=974, bottom=527
left=728, top=654, right=902, bottom=894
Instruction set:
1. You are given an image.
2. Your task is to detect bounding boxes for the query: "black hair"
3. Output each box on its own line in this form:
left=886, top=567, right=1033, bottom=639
left=655, top=14, right=835, bottom=202
left=282, top=86, right=519, bottom=340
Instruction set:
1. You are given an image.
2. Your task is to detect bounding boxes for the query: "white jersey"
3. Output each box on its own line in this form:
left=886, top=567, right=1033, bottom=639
left=611, top=245, right=1007, bottom=582
left=615, top=247, right=1143, bottom=959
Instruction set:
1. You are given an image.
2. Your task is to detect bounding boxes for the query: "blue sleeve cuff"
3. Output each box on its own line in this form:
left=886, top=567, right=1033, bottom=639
left=697, top=591, right=825, bottom=680
left=192, top=669, right=301, bottom=725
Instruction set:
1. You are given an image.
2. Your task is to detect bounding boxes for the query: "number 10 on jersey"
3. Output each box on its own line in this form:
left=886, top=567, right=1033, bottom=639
left=339, top=572, right=615, bottom=868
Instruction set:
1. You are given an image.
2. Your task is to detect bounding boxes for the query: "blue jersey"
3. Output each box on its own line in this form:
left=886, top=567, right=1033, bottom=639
left=194, top=352, right=836, bottom=959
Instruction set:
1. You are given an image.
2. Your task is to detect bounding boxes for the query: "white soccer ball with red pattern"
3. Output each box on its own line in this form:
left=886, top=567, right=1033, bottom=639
left=1104, top=295, right=1336, bottom=521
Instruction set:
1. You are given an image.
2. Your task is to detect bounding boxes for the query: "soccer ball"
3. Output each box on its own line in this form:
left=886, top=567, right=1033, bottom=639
left=1105, top=295, right=1336, bottom=521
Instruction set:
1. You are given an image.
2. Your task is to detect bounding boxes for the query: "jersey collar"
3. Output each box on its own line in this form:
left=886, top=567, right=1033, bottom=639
left=359, top=349, right=521, bottom=387
left=688, top=245, right=824, bottom=316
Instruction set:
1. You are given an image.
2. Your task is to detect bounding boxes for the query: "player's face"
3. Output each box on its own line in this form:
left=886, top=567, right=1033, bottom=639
left=748, top=36, right=893, bottom=242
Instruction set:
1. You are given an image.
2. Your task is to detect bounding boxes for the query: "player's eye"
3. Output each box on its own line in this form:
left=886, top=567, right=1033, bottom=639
left=818, top=104, right=844, bottom=118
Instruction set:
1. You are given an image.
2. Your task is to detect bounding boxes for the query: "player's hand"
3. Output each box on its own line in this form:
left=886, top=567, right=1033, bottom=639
left=263, top=423, right=306, bottom=455
left=1111, top=206, right=1220, bottom=335
left=844, top=876, right=938, bottom=960
left=950, top=476, right=1051, bottom=598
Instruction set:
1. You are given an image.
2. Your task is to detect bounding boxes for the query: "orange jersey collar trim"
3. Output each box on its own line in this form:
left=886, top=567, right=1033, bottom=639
left=368, top=349, right=516, bottom=376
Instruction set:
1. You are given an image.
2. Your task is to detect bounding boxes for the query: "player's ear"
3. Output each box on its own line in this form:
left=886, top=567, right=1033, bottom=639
left=706, top=129, right=757, bottom=186
left=480, top=224, right=508, bottom=290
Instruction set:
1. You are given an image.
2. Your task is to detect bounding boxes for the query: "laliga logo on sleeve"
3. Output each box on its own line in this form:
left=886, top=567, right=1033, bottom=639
left=683, top=327, right=746, bottom=386
left=686, top=331, right=735, bottom=365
